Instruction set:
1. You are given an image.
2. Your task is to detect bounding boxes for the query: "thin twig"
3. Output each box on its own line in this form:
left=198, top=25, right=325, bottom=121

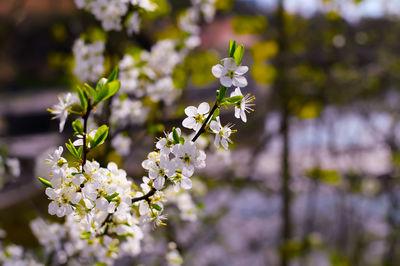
left=192, top=101, right=218, bottom=142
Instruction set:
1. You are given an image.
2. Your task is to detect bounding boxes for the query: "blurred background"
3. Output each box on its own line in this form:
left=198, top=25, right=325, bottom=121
left=1, top=0, right=400, bottom=265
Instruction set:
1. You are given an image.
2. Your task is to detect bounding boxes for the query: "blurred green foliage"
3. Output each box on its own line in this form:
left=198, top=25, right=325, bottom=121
left=232, top=15, right=268, bottom=34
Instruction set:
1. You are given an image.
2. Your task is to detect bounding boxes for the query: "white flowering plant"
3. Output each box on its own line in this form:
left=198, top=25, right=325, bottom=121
left=1, top=1, right=256, bottom=265
left=31, top=40, right=255, bottom=265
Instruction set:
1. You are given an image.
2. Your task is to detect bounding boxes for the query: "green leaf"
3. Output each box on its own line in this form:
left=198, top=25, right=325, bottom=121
left=105, top=80, right=120, bottom=99
left=72, top=119, right=84, bottom=135
left=66, top=139, right=80, bottom=158
left=222, top=95, right=243, bottom=104
left=229, top=40, right=236, bottom=57
left=151, top=203, right=162, bottom=211
left=172, top=127, right=180, bottom=143
left=233, top=44, right=244, bottom=65
left=96, top=77, right=107, bottom=91
left=179, top=137, right=185, bottom=144
left=107, top=67, right=119, bottom=82
left=89, top=125, right=109, bottom=149
left=76, top=86, right=88, bottom=111
left=38, top=177, right=52, bottom=188
left=105, top=192, right=119, bottom=202
left=77, top=146, right=83, bottom=158
left=84, top=83, right=97, bottom=100
left=93, top=80, right=121, bottom=105
left=217, top=86, right=227, bottom=103
left=212, top=107, right=220, bottom=120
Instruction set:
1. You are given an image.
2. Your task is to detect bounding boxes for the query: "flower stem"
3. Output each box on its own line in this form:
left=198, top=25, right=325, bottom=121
left=130, top=101, right=219, bottom=204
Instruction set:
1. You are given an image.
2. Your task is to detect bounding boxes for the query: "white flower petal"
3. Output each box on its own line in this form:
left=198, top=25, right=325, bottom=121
left=214, top=134, right=221, bottom=148
left=181, top=177, right=192, bottom=190
left=184, top=106, right=197, bottom=117
left=139, top=201, right=150, bottom=215
left=235, top=66, right=248, bottom=75
left=182, top=117, right=196, bottom=129
left=209, top=120, right=220, bottom=133
left=211, top=64, right=224, bottom=78
left=194, top=122, right=202, bottom=132
left=231, top=87, right=242, bottom=97
left=48, top=202, right=58, bottom=215
left=154, top=176, right=165, bottom=190
left=233, top=76, right=248, bottom=87
left=59, top=116, right=67, bottom=133
left=197, top=102, right=210, bottom=115
left=223, top=57, right=236, bottom=70
left=220, top=76, right=233, bottom=87
left=70, top=192, right=82, bottom=204
left=73, top=139, right=83, bottom=146
left=56, top=206, right=65, bottom=217
left=221, top=138, right=229, bottom=150
left=241, top=110, right=247, bottom=122
left=234, top=107, right=241, bottom=119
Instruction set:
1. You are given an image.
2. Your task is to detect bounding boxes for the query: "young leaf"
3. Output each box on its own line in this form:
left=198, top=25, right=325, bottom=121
left=72, top=119, right=84, bottom=135
left=229, top=40, right=236, bottom=57
left=93, top=80, right=121, bottom=105
left=212, top=107, right=220, bottom=120
left=96, top=77, right=107, bottom=91
left=104, top=80, right=120, bottom=100
left=107, top=67, right=119, bottom=82
left=84, top=83, right=97, bottom=100
left=172, top=127, right=180, bottom=144
left=77, top=146, right=83, bottom=158
left=217, top=86, right=228, bottom=103
left=222, top=95, right=243, bottom=105
left=89, top=125, right=109, bottom=149
left=66, top=139, right=80, bottom=158
left=38, top=177, right=52, bottom=188
left=233, top=44, right=244, bottom=65
left=105, top=192, right=119, bottom=202
left=76, top=86, right=88, bottom=111
left=151, top=203, right=162, bottom=211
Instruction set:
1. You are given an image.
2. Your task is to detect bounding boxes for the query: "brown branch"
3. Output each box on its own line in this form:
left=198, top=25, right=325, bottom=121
left=82, top=104, right=92, bottom=169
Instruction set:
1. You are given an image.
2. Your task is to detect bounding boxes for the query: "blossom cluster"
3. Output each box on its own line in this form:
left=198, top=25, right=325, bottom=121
left=73, top=39, right=105, bottom=83
left=74, top=0, right=156, bottom=32
left=0, top=244, right=41, bottom=266
left=42, top=146, right=144, bottom=262
left=42, top=40, right=253, bottom=263
left=71, top=0, right=218, bottom=148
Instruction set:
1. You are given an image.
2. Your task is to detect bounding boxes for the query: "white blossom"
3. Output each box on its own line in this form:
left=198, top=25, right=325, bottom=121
left=126, top=12, right=141, bottom=35
left=212, top=57, right=248, bottom=87
left=147, top=77, right=181, bottom=105
left=48, top=93, right=78, bottom=132
left=230, top=87, right=255, bottom=123
left=112, top=133, right=132, bottom=156
left=73, top=39, right=105, bottom=82
left=182, top=102, right=210, bottom=132
left=210, top=117, right=233, bottom=150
